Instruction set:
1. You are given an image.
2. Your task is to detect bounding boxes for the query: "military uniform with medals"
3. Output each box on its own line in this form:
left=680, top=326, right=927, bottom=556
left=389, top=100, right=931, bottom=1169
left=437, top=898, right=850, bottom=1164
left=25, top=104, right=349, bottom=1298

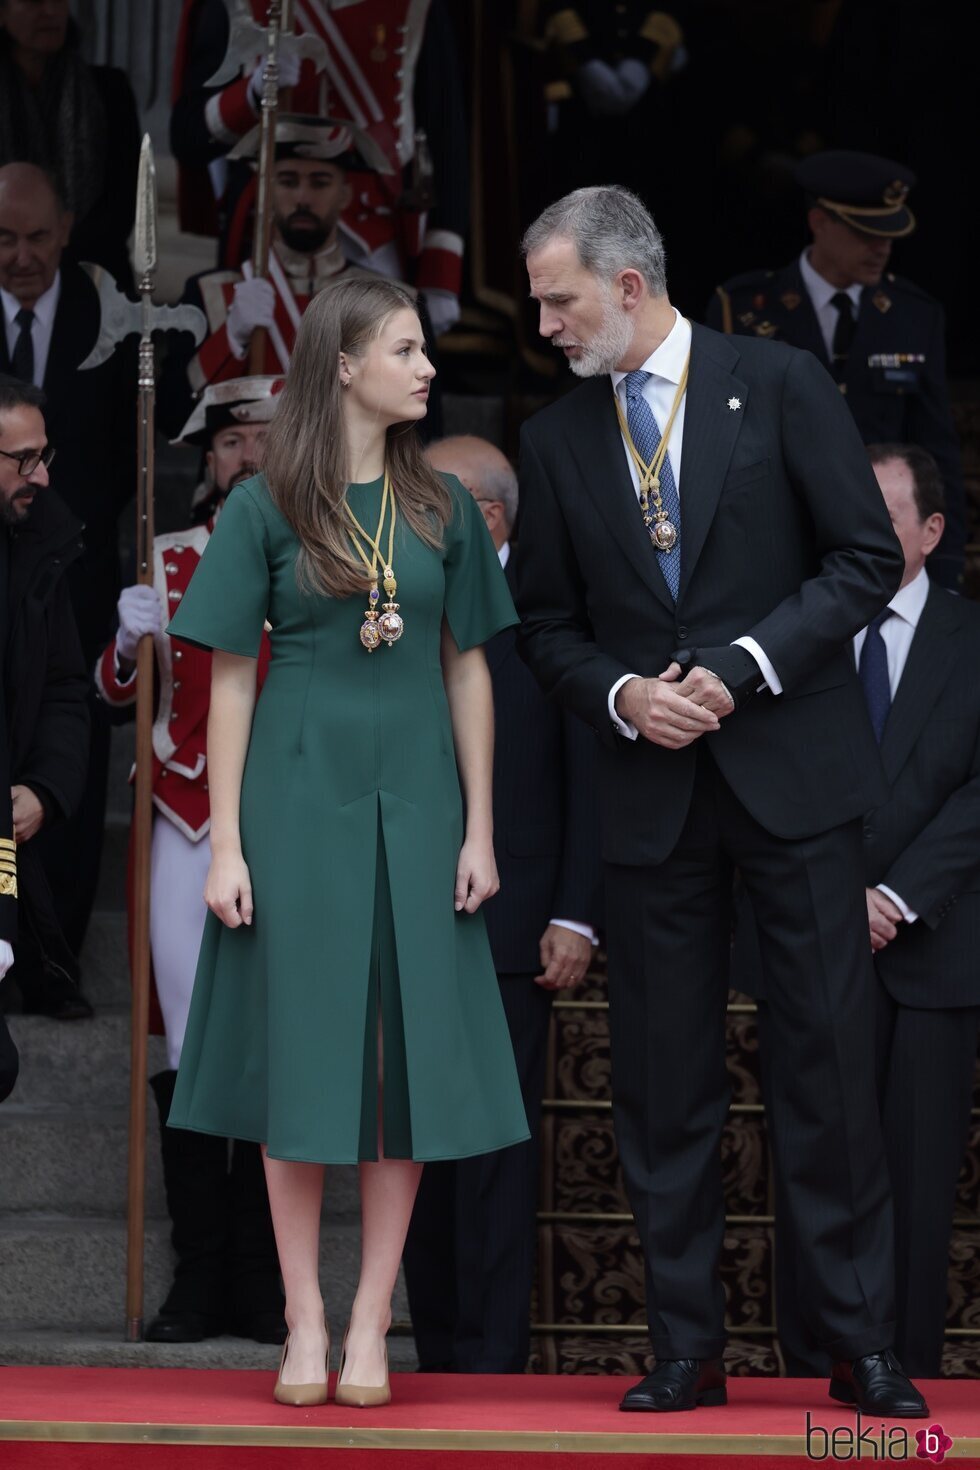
left=706, top=152, right=966, bottom=590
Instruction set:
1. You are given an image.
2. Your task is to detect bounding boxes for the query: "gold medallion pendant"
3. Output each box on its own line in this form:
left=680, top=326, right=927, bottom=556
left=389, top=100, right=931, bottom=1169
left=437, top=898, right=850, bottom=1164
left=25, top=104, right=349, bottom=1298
left=346, top=471, right=404, bottom=652
left=649, top=516, right=678, bottom=552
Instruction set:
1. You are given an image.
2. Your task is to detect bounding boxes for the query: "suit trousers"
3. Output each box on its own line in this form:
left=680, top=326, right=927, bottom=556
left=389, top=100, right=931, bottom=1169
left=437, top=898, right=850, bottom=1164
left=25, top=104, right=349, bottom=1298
left=403, top=971, right=553, bottom=1372
left=759, top=987, right=980, bottom=1377
left=603, top=747, right=895, bottom=1361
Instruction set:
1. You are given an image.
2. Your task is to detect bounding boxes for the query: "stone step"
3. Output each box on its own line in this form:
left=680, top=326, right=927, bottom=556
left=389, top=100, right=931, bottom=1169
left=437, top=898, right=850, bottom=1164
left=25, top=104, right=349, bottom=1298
left=0, top=1100, right=363, bottom=1221
left=0, top=1327, right=419, bottom=1372
left=0, top=1215, right=407, bottom=1333
left=0, top=1104, right=166, bottom=1219
left=5, top=1009, right=167, bottom=1109
left=79, top=911, right=130, bottom=1005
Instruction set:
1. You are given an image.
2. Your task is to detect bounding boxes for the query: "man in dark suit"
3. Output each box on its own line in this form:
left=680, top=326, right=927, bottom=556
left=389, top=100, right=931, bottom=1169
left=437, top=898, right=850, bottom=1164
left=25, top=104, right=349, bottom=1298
left=0, top=163, right=134, bottom=985
left=402, top=435, right=601, bottom=1373
left=749, top=444, right=980, bottom=1380
left=517, top=184, right=926, bottom=1416
left=705, top=152, right=966, bottom=591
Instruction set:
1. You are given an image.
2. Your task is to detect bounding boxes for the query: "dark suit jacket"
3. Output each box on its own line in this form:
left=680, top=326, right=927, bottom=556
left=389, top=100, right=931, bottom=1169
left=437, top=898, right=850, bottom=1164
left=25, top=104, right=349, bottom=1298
left=705, top=260, right=966, bottom=589
left=0, top=260, right=136, bottom=662
left=516, top=322, right=905, bottom=866
left=863, top=584, right=980, bottom=1008
left=482, top=556, right=601, bottom=973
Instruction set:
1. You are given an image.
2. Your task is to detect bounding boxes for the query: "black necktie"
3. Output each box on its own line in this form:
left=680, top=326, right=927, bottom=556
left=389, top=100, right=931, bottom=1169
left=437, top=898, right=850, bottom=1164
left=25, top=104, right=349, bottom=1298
left=858, top=608, right=894, bottom=743
left=11, top=307, right=35, bottom=384
left=830, top=291, right=855, bottom=384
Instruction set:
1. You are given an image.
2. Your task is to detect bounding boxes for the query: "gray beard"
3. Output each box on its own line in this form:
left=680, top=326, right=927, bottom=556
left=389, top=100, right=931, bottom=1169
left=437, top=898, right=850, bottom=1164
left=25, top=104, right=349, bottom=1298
left=567, top=302, right=636, bottom=378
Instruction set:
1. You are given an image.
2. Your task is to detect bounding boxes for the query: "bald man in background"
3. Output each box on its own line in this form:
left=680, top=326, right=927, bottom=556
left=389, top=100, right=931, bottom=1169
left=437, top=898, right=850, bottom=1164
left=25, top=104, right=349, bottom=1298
left=403, top=435, right=602, bottom=1372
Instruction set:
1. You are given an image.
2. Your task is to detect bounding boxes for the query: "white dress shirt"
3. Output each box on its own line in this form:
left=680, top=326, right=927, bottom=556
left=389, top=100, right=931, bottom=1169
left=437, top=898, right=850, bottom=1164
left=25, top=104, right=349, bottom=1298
left=498, top=538, right=595, bottom=949
left=605, top=310, right=779, bottom=737
left=853, top=564, right=931, bottom=924
left=2, top=272, right=61, bottom=388
left=798, top=249, right=862, bottom=365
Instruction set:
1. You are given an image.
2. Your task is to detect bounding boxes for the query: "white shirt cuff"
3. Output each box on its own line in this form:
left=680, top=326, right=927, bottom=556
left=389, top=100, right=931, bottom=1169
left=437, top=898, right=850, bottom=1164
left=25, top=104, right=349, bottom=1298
left=609, top=673, right=639, bottom=739
left=733, top=636, right=782, bottom=696
left=876, top=884, right=918, bottom=925
left=550, top=918, right=598, bottom=945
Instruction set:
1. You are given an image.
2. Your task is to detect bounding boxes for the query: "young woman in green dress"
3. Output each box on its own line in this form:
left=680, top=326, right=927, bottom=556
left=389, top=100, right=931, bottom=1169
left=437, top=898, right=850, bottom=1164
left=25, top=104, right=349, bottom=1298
left=166, top=278, right=529, bottom=1407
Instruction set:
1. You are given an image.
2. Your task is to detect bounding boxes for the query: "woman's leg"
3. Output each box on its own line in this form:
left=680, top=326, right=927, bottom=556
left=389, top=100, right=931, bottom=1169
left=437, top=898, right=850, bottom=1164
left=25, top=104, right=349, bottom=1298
left=342, top=1155, right=423, bottom=1386
left=262, top=1154, right=328, bottom=1383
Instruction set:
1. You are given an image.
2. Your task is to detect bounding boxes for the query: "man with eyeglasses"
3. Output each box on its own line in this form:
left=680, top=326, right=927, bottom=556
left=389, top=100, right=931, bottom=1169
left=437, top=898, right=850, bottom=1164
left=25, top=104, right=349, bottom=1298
left=0, top=160, right=135, bottom=1003
left=0, top=373, right=90, bottom=1018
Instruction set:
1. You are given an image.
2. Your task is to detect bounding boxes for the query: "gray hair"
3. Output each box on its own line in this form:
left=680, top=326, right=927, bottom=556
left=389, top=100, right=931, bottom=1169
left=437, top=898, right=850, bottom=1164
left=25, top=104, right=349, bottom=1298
left=522, top=185, right=668, bottom=296
left=476, top=459, right=519, bottom=532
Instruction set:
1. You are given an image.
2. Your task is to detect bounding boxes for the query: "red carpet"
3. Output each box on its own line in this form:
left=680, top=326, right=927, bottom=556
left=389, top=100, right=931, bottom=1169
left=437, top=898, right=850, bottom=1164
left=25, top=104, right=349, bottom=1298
left=1, top=1367, right=977, bottom=1467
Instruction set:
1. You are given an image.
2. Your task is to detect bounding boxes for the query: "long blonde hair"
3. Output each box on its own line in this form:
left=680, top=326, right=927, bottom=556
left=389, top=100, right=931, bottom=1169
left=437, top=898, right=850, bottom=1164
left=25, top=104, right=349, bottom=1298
left=262, top=276, right=452, bottom=598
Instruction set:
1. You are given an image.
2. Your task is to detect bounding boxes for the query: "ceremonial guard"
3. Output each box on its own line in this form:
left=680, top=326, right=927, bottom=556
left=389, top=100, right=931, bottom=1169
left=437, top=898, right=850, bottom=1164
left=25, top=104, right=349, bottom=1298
left=706, top=151, right=967, bottom=589
left=160, top=115, right=381, bottom=433
left=95, top=377, right=285, bottom=1345
left=171, top=0, right=468, bottom=336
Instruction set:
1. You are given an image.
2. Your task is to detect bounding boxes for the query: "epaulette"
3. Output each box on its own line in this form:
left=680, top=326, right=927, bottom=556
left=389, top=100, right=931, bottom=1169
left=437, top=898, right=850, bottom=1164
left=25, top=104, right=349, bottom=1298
left=881, top=272, right=940, bottom=307
left=719, top=268, right=777, bottom=296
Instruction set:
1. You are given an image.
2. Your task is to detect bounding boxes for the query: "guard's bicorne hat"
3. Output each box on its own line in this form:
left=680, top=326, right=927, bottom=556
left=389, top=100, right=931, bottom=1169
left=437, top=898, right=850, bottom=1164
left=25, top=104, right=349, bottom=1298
left=227, top=113, right=394, bottom=177
left=795, top=150, right=916, bottom=238
left=172, top=375, right=285, bottom=449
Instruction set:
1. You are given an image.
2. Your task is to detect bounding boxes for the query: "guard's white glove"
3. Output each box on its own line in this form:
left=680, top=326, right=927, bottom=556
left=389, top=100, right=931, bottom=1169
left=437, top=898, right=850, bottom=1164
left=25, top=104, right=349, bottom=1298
left=577, top=57, right=650, bottom=116
left=227, top=277, right=276, bottom=357
left=0, top=940, right=13, bottom=981
left=616, top=58, right=651, bottom=109
left=577, top=59, right=628, bottom=116
left=421, top=288, right=460, bottom=339
left=116, top=585, right=162, bottom=664
left=247, top=47, right=303, bottom=109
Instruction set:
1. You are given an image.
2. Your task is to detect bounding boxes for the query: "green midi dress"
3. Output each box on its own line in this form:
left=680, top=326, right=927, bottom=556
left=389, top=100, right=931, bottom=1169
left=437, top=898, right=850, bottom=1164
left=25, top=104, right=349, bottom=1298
left=166, top=471, right=530, bottom=1164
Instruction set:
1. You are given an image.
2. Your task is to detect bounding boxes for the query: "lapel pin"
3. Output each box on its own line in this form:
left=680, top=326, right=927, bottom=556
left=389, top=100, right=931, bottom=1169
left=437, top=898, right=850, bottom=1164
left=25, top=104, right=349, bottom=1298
left=727, top=396, right=742, bottom=412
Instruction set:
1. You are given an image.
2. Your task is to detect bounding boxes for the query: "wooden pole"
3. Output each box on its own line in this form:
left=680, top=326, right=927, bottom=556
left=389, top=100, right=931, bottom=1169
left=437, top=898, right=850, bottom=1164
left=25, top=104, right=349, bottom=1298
left=125, top=319, right=156, bottom=1343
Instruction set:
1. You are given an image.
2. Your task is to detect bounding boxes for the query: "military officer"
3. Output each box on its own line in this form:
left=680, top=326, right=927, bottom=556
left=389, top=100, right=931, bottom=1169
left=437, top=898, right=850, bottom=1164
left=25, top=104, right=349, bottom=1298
left=706, top=151, right=967, bottom=590
left=96, top=377, right=282, bottom=1345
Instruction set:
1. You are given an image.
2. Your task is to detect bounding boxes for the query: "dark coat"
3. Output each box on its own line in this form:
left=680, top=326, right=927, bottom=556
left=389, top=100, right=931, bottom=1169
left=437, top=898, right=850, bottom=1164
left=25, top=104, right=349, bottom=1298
left=516, top=323, right=904, bottom=866
left=863, top=585, right=980, bottom=1007
left=0, top=260, right=137, bottom=664
left=705, top=259, right=966, bottom=590
left=481, top=555, right=601, bottom=973
left=4, top=488, right=89, bottom=824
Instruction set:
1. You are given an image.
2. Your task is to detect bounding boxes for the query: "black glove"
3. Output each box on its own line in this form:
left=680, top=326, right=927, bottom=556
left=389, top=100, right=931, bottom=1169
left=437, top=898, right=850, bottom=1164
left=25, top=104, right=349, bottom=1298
left=672, top=645, right=762, bottom=712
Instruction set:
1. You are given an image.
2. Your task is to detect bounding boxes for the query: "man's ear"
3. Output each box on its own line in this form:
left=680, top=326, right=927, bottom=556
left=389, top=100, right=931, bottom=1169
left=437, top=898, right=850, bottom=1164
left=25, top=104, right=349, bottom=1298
left=923, top=512, right=945, bottom=557
left=618, top=268, right=646, bottom=310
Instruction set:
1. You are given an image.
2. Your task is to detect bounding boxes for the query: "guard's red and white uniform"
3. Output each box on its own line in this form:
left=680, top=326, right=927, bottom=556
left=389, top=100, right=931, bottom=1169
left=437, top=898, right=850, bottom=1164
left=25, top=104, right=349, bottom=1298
left=96, top=520, right=271, bottom=1065
left=185, top=242, right=374, bottom=388
left=173, top=0, right=465, bottom=297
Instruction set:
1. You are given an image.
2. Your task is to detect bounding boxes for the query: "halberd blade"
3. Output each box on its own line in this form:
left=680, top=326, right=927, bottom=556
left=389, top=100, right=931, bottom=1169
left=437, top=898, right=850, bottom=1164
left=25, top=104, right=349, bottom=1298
left=78, top=265, right=206, bottom=370
left=134, top=134, right=158, bottom=281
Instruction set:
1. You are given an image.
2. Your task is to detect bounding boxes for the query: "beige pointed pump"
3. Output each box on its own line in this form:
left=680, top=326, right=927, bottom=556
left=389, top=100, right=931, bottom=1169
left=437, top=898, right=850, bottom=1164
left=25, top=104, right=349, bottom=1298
left=333, top=1323, right=391, bottom=1408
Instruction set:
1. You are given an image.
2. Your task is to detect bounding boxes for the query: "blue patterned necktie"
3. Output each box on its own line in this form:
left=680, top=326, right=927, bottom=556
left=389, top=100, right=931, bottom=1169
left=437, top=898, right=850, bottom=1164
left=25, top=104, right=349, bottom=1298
left=859, top=608, right=894, bottom=742
left=624, top=370, right=682, bottom=600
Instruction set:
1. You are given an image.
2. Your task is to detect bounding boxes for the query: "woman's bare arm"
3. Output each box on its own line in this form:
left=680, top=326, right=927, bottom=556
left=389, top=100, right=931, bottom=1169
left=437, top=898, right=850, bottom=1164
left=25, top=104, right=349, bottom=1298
left=205, top=651, right=259, bottom=927
left=441, top=619, right=498, bottom=914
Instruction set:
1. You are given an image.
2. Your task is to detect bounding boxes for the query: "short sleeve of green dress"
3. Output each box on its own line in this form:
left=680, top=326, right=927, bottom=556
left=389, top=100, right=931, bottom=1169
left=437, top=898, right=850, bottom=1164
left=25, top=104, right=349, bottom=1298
left=166, top=470, right=530, bottom=1165
left=166, top=483, right=270, bottom=655
left=440, top=474, right=518, bottom=651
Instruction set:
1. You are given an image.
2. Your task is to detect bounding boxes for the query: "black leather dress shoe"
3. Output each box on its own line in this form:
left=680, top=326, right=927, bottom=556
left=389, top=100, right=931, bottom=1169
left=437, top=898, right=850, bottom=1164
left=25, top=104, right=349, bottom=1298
left=234, top=1309, right=288, bottom=1345
left=829, top=1351, right=929, bottom=1418
left=145, top=1309, right=225, bottom=1343
left=620, top=1358, right=727, bottom=1412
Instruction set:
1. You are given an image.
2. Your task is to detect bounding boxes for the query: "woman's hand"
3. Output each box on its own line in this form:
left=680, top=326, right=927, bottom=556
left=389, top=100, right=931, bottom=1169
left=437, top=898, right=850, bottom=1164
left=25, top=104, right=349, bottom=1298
left=205, top=847, right=254, bottom=928
left=454, top=837, right=499, bottom=915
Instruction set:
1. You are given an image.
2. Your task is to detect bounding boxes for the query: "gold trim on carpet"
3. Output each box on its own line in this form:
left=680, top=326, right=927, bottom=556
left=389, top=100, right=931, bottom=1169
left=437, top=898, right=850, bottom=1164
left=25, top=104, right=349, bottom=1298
left=2, top=1421, right=978, bottom=1455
